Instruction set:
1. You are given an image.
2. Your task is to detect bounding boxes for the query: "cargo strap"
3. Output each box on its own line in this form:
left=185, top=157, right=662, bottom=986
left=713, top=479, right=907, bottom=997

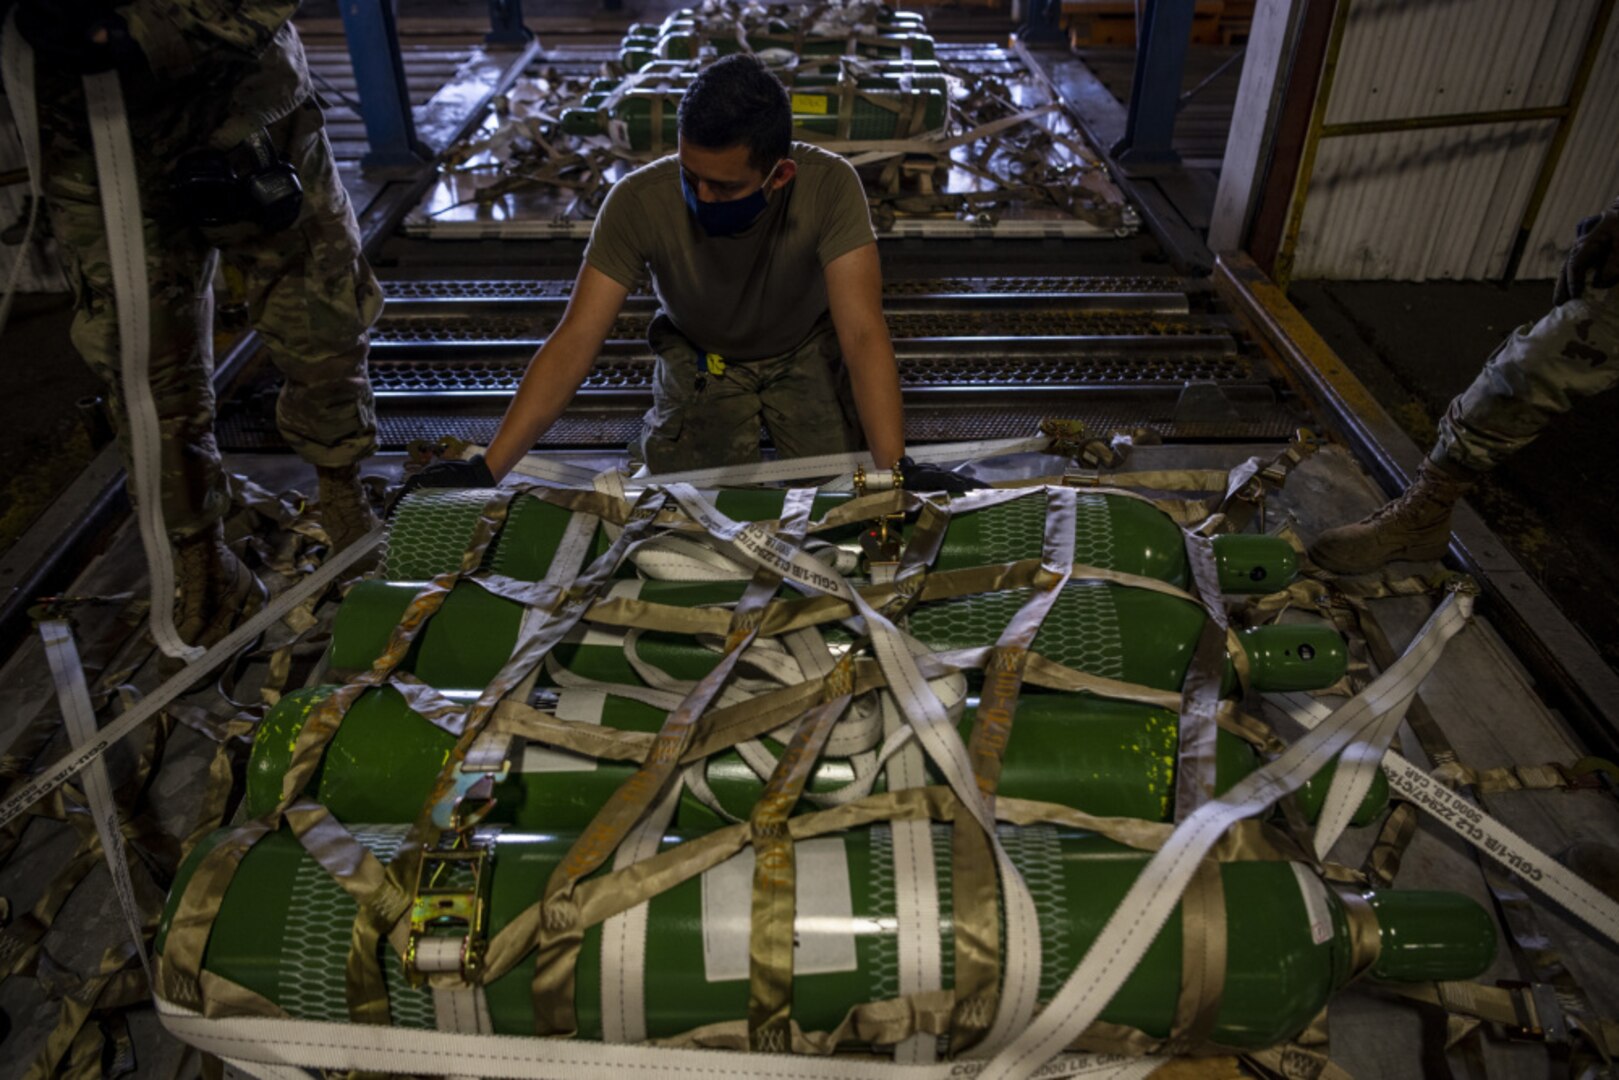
left=0, top=526, right=384, bottom=834
left=1348, top=601, right=1618, bottom=1073
left=502, top=436, right=1052, bottom=490
left=60, top=38, right=205, bottom=661
left=660, top=484, right=1045, bottom=1052
left=1310, top=578, right=1482, bottom=859
left=40, top=621, right=152, bottom=982
left=952, top=486, right=1074, bottom=1051
left=155, top=998, right=1147, bottom=1080
left=982, top=591, right=1474, bottom=1079
left=1268, top=692, right=1619, bottom=948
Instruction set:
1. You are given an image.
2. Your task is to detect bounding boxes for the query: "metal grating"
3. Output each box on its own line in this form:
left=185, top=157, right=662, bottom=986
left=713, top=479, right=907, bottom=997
left=362, top=351, right=1256, bottom=396
left=370, top=310, right=1229, bottom=346
left=375, top=275, right=1190, bottom=301
left=218, top=394, right=1301, bottom=452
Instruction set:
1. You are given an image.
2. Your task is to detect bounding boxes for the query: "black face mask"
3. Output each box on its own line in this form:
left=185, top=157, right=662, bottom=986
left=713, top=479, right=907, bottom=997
left=681, top=163, right=781, bottom=236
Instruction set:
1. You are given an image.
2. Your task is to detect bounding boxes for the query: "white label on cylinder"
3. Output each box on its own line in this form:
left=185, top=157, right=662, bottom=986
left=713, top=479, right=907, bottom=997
left=520, top=688, right=604, bottom=773
left=700, top=836, right=858, bottom=982
left=1291, top=862, right=1335, bottom=945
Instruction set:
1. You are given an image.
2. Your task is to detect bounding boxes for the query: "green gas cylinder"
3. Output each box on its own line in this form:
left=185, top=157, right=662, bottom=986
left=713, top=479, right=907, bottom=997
left=386, top=488, right=1298, bottom=595
left=927, top=490, right=1299, bottom=593
left=326, top=577, right=1344, bottom=696
left=157, top=824, right=1494, bottom=1049
left=559, top=85, right=947, bottom=148
left=652, top=5, right=928, bottom=32
left=243, top=685, right=1387, bottom=832
left=906, top=580, right=1345, bottom=695
left=384, top=487, right=851, bottom=583
left=646, top=29, right=936, bottom=67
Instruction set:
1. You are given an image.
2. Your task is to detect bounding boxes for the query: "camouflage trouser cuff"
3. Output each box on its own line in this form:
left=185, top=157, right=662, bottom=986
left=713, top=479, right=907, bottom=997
left=284, top=435, right=379, bottom=471
left=1426, top=441, right=1490, bottom=479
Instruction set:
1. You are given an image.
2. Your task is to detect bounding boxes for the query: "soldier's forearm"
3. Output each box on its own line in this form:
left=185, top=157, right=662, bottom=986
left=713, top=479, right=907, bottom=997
left=485, top=335, right=601, bottom=480
left=843, top=334, right=905, bottom=469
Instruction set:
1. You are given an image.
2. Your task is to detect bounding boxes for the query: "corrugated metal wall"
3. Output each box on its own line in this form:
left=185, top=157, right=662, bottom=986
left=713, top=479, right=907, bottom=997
left=1519, top=7, right=1619, bottom=279
left=1288, top=0, right=1616, bottom=282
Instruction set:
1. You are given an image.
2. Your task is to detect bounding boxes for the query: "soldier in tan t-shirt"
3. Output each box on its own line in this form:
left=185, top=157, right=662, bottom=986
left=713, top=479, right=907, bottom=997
left=412, top=53, right=984, bottom=489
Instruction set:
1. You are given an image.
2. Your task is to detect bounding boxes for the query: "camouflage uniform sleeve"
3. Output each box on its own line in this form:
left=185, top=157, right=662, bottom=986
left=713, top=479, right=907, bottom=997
left=122, top=0, right=300, bottom=78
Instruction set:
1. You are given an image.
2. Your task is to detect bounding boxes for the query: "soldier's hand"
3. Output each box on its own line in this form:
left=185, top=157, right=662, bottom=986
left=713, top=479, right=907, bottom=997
left=898, top=456, right=990, bottom=494
left=15, top=0, right=143, bottom=75
left=1555, top=206, right=1619, bottom=306
left=400, top=454, right=497, bottom=497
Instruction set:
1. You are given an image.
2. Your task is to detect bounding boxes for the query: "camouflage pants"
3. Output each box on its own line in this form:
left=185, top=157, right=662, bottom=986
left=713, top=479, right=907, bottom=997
left=42, top=99, right=380, bottom=540
left=635, top=311, right=865, bottom=473
left=1433, top=285, right=1619, bottom=474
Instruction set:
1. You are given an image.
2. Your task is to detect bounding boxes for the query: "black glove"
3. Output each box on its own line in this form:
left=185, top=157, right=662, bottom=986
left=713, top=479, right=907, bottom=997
left=16, top=0, right=143, bottom=75
left=898, top=455, right=989, bottom=494
left=1555, top=205, right=1619, bottom=306
left=401, top=454, right=497, bottom=496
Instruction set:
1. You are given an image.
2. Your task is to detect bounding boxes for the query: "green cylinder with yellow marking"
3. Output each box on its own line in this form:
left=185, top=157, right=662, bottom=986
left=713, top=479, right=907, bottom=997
left=559, top=85, right=948, bottom=149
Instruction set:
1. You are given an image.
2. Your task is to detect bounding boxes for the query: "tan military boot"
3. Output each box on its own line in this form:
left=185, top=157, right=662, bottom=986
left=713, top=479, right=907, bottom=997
left=317, top=463, right=381, bottom=552
left=173, top=522, right=267, bottom=651
left=1308, top=458, right=1476, bottom=574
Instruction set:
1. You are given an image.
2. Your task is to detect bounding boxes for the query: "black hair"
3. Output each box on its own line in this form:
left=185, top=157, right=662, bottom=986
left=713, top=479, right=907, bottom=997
left=678, top=54, right=792, bottom=172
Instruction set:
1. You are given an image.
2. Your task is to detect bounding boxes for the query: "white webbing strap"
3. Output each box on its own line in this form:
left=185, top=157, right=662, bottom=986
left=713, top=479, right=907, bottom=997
left=600, top=774, right=683, bottom=1043
left=419, top=935, right=494, bottom=1057
left=39, top=619, right=152, bottom=981
left=0, top=525, right=384, bottom=832
left=882, top=692, right=942, bottom=1065
left=501, top=437, right=1049, bottom=495
left=0, top=12, right=43, bottom=338
left=634, top=438, right=1047, bottom=488
left=431, top=982, right=493, bottom=1036
left=1310, top=624, right=1436, bottom=859
left=154, top=999, right=1141, bottom=1080
left=506, top=498, right=605, bottom=708
left=660, top=484, right=1042, bottom=1053
left=83, top=68, right=202, bottom=661
left=1269, top=690, right=1619, bottom=948
left=981, top=591, right=1474, bottom=1080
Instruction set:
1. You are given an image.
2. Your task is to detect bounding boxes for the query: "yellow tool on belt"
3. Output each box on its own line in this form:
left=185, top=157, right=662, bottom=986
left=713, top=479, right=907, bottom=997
left=706, top=352, right=726, bottom=377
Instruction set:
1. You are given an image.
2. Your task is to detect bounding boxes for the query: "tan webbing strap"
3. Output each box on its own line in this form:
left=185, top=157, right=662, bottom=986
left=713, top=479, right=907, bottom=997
left=1174, top=533, right=1228, bottom=822
left=155, top=819, right=276, bottom=1008
left=1352, top=598, right=1615, bottom=1061
left=952, top=487, right=1075, bottom=1052
left=746, top=655, right=858, bottom=1051
left=532, top=490, right=815, bottom=1036
left=327, top=489, right=658, bottom=1033
left=357, top=490, right=672, bottom=1035
left=1362, top=800, right=1419, bottom=887
left=277, top=490, right=518, bottom=810
left=1169, top=859, right=1227, bottom=1051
